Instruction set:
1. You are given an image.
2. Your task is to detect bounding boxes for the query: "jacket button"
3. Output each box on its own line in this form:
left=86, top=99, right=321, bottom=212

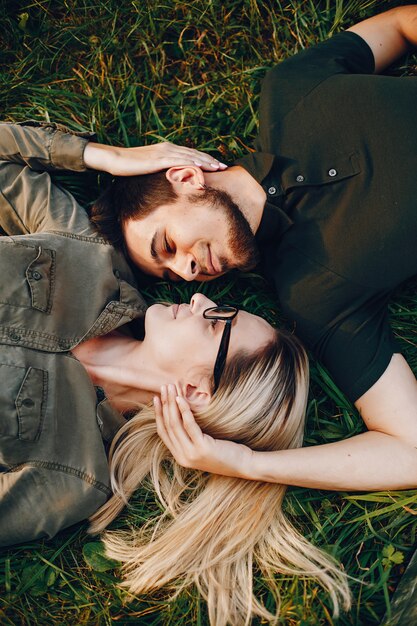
left=32, top=270, right=42, bottom=280
left=296, top=175, right=304, bottom=182
left=10, top=333, right=21, bottom=342
left=267, top=186, right=277, bottom=195
left=22, top=398, right=35, bottom=408
left=114, top=269, right=120, bottom=278
left=328, top=168, right=337, bottom=177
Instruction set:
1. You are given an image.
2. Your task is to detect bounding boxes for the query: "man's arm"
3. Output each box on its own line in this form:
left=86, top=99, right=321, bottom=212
left=347, top=5, right=417, bottom=73
left=155, top=357, right=417, bottom=491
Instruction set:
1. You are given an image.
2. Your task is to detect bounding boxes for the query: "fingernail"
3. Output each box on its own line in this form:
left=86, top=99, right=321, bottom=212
left=210, top=163, right=219, bottom=168
left=219, top=162, right=228, bottom=169
left=194, top=161, right=203, bottom=166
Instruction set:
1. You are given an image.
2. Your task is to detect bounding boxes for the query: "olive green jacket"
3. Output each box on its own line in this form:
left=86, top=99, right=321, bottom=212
left=0, top=121, right=147, bottom=546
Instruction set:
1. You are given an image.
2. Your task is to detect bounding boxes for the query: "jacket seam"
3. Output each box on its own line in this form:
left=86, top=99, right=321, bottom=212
left=7, top=460, right=112, bottom=496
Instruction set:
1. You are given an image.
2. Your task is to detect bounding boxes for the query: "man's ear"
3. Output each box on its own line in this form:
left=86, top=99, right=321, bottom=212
left=177, top=376, right=212, bottom=411
left=166, top=166, right=205, bottom=194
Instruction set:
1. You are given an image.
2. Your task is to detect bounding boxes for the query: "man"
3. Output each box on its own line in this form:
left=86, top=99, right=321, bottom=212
left=97, top=6, right=417, bottom=491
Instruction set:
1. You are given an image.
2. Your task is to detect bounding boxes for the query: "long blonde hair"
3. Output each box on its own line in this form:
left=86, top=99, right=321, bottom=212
left=89, top=329, right=351, bottom=625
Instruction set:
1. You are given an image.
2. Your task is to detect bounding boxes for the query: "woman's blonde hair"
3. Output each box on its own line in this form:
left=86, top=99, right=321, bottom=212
left=89, top=329, right=350, bottom=625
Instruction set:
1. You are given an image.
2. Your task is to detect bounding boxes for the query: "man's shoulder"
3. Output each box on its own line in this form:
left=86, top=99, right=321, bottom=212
left=259, top=31, right=374, bottom=123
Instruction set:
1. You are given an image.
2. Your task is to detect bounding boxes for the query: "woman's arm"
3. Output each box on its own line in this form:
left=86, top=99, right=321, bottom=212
left=84, top=141, right=227, bottom=175
left=155, top=356, right=417, bottom=491
left=0, top=121, right=225, bottom=235
left=347, top=5, right=417, bottom=73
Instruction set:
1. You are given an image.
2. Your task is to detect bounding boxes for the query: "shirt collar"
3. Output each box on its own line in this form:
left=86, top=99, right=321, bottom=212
left=234, top=151, right=293, bottom=244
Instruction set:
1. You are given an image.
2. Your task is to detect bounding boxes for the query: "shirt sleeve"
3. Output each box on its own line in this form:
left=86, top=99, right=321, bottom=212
left=0, top=121, right=96, bottom=235
left=258, top=31, right=375, bottom=128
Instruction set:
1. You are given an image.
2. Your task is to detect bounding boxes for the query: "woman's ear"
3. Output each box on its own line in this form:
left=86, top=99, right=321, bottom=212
left=178, top=376, right=212, bottom=411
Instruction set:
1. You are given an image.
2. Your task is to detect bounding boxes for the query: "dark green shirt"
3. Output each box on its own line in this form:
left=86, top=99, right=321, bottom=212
left=0, top=122, right=147, bottom=545
left=240, top=31, right=417, bottom=401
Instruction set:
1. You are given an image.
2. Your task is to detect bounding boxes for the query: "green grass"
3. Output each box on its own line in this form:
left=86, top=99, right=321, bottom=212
left=1, top=0, right=416, bottom=624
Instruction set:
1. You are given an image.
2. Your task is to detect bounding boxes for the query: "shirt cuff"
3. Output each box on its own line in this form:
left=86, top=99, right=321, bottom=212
left=50, top=125, right=96, bottom=171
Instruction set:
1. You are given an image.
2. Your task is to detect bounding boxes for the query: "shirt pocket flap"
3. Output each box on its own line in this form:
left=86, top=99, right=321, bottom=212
left=15, top=367, right=48, bottom=441
left=26, top=246, right=55, bottom=313
left=282, top=151, right=361, bottom=190
left=0, top=364, right=47, bottom=442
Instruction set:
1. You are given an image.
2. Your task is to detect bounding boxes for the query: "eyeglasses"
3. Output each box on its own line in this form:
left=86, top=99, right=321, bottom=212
left=203, top=305, right=239, bottom=392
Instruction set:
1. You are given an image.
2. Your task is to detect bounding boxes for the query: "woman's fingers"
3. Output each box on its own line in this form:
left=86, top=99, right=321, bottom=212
left=176, top=395, right=204, bottom=443
left=159, top=142, right=227, bottom=171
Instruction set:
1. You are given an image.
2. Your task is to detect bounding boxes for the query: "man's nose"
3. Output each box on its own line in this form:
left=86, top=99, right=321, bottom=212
left=170, top=254, right=199, bottom=281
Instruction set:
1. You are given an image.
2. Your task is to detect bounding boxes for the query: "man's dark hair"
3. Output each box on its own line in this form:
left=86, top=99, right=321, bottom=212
left=90, top=171, right=177, bottom=248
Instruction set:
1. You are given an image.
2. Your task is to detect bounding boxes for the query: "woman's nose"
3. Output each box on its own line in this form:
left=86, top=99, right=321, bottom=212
left=190, top=293, right=216, bottom=313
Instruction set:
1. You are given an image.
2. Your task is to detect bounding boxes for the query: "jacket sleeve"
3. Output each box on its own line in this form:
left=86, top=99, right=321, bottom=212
left=0, top=465, right=108, bottom=546
left=0, top=121, right=96, bottom=235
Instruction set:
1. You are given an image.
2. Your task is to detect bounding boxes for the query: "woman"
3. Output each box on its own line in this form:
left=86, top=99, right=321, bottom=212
left=0, top=279, right=349, bottom=624
left=0, top=121, right=348, bottom=624
left=85, top=293, right=350, bottom=626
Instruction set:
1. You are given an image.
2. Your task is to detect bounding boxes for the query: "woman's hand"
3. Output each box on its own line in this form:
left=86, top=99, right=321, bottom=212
left=154, top=385, right=254, bottom=478
left=84, top=141, right=227, bottom=176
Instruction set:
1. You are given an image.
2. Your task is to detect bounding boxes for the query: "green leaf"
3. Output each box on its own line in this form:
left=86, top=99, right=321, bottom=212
left=17, top=13, right=29, bottom=32
left=82, top=542, right=119, bottom=572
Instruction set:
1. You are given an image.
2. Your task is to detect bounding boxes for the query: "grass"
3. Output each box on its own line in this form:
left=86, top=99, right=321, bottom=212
left=1, top=0, right=416, bottom=624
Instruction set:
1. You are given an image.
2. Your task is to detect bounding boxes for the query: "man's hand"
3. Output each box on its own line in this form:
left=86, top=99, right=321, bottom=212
left=154, top=384, right=254, bottom=478
left=84, top=141, right=227, bottom=176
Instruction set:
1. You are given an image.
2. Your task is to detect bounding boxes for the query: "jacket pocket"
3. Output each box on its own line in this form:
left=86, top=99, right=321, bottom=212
left=0, top=239, right=55, bottom=313
left=0, top=363, right=47, bottom=442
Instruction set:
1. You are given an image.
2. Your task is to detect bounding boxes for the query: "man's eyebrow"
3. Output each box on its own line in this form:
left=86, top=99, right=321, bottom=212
left=150, top=231, right=161, bottom=263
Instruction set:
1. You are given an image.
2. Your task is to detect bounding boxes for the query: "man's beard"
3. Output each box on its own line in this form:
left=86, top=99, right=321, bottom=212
left=191, top=186, right=259, bottom=273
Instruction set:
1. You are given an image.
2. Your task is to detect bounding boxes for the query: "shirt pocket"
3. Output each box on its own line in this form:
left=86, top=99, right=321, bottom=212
left=0, top=363, right=47, bottom=442
left=0, top=239, right=55, bottom=313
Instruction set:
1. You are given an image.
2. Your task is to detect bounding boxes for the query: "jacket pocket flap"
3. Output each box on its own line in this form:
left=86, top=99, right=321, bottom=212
left=15, top=367, right=48, bottom=442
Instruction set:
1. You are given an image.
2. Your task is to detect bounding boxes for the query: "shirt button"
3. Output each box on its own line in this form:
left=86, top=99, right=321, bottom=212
left=328, top=168, right=337, bottom=177
left=296, top=175, right=304, bottom=183
left=267, top=186, right=277, bottom=195
left=22, top=398, right=35, bottom=408
left=32, top=271, right=42, bottom=281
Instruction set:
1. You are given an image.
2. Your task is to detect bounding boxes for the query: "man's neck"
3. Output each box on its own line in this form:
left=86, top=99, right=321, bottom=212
left=204, top=165, right=266, bottom=235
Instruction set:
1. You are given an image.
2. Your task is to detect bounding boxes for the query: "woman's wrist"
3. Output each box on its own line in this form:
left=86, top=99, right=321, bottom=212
left=241, top=450, right=279, bottom=483
left=83, top=142, right=118, bottom=174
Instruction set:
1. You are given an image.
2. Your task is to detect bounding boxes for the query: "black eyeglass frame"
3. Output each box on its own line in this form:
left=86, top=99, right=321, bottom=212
left=203, top=305, right=239, bottom=392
